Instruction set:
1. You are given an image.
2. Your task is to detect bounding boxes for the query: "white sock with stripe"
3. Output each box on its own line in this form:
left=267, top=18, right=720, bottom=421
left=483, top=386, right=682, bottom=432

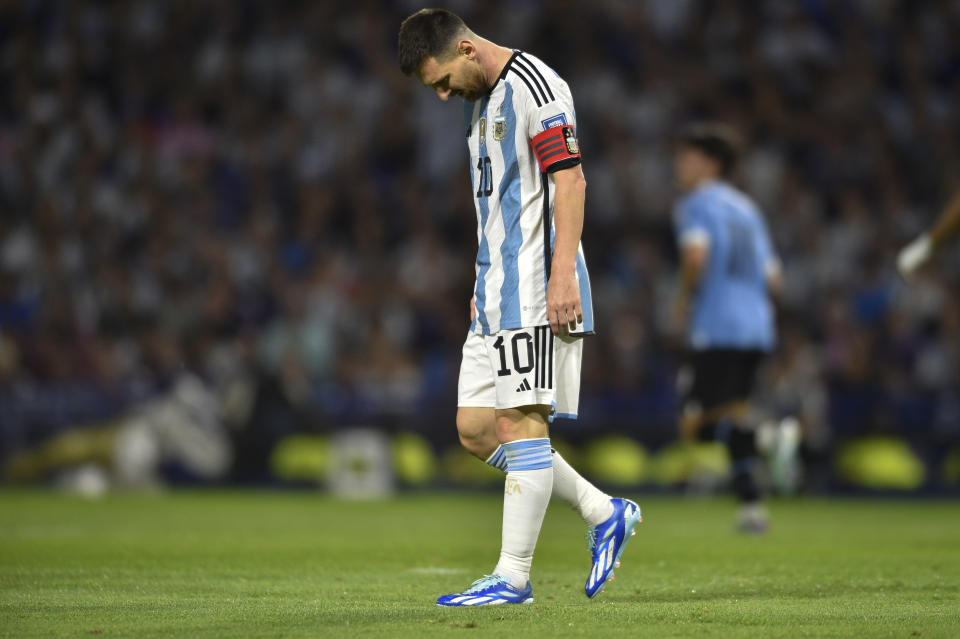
left=486, top=445, right=613, bottom=527
left=493, top=438, right=553, bottom=589
left=550, top=450, right=614, bottom=527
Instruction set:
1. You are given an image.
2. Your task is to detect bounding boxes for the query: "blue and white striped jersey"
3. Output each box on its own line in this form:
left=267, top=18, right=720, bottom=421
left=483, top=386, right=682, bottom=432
left=674, top=180, right=779, bottom=351
left=465, top=51, right=594, bottom=336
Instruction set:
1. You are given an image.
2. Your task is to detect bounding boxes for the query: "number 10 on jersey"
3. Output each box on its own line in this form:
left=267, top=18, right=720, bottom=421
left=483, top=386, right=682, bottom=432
left=476, top=156, right=493, bottom=198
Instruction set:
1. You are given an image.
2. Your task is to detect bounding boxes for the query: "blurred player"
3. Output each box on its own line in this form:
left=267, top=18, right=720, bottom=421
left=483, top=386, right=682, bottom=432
left=897, top=191, right=960, bottom=278
left=672, top=124, right=782, bottom=533
left=397, top=9, right=642, bottom=605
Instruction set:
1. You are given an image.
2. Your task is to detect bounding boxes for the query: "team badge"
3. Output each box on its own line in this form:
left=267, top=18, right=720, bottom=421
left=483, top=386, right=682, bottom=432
left=563, top=127, right=579, bottom=154
left=541, top=113, right=567, bottom=129
left=478, top=117, right=486, bottom=146
left=493, top=115, right=506, bottom=141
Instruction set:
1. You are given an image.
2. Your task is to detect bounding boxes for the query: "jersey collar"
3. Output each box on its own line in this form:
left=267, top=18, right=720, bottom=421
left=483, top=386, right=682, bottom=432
left=488, top=50, right=521, bottom=95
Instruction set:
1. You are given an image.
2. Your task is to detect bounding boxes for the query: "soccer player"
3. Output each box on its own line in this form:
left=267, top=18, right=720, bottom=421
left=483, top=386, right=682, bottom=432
left=672, top=124, right=781, bottom=533
left=897, top=190, right=960, bottom=278
left=397, top=9, right=642, bottom=606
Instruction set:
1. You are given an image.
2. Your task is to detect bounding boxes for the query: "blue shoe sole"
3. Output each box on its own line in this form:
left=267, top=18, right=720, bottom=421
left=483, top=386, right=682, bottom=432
left=436, top=597, right=534, bottom=607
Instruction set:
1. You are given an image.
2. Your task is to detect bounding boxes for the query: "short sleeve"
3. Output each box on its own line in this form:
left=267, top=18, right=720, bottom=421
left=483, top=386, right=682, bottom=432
left=503, top=55, right=577, bottom=141
left=524, top=91, right=577, bottom=141
left=676, top=197, right=712, bottom=249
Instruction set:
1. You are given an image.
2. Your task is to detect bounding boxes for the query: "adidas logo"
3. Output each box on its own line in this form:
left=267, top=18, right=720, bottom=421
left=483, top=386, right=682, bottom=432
left=516, top=378, right=532, bottom=392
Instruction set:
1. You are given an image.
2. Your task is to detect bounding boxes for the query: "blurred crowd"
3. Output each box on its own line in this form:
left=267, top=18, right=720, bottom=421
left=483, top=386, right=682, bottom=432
left=1, top=0, right=959, bottom=484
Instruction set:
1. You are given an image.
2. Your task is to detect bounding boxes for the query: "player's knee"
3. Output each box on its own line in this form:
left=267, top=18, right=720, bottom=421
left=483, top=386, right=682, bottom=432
left=457, top=431, right=490, bottom=458
left=455, top=409, right=496, bottom=458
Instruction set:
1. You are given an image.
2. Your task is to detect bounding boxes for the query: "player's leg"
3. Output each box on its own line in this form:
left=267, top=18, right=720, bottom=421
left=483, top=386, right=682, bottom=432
left=456, top=406, right=499, bottom=460
left=490, top=404, right=553, bottom=590
left=727, top=351, right=770, bottom=531
left=458, top=404, right=617, bottom=533
left=710, top=398, right=767, bottom=531
left=550, top=333, right=642, bottom=597
left=456, top=329, right=613, bottom=525
left=681, top=349, right=767, bottom=531
left=439, top=330, right=548, bottom=606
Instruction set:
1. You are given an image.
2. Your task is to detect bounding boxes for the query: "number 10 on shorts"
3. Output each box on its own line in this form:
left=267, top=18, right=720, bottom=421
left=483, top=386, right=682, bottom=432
left=492, top=326, right=554, bottom=390
left=457, top=325, right=582, bottom=417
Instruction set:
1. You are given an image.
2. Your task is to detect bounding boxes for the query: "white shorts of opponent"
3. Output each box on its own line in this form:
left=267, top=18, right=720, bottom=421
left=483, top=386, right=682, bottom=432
left=457, top=326, right=583, bottom=420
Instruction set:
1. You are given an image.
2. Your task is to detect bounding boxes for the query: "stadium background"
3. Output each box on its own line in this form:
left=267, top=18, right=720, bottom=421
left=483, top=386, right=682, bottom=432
left=1, top=0, right=959, bottom=494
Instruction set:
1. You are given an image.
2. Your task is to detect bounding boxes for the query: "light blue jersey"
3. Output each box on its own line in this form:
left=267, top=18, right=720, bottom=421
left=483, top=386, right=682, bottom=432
left=674, top=180, right=778, bottom=351
left=463, top=51, right=594, bottom=336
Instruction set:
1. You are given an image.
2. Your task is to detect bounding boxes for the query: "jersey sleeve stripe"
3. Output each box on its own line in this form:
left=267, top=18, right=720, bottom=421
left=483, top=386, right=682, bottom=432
left=518, top=54, right=556, bottom=101
left=508, top=68, right=542, bottom=108
left=513, top=57, right=550, bottom=105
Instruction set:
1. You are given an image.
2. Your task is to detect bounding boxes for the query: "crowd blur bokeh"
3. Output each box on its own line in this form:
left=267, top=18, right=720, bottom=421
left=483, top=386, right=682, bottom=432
left=1, top=0, right=959, bottom=488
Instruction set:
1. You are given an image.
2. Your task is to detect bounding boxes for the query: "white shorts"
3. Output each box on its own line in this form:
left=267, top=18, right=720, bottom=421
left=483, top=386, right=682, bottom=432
left=457, top=326, right=583, bottom=419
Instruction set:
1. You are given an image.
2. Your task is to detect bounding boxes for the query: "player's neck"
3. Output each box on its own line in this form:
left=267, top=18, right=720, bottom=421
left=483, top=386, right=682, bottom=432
left=689, top=175, right=722, bottom=192
left=477, top=40, right=515, bottom=90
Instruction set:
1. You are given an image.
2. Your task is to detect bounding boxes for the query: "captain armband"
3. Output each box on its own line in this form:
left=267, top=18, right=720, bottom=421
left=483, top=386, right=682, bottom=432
left=530, top=124, right=581, bottom=173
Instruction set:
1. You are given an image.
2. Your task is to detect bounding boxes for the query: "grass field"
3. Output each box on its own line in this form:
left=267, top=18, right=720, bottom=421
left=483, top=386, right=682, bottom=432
left=1, top=490, right=958, bottom=638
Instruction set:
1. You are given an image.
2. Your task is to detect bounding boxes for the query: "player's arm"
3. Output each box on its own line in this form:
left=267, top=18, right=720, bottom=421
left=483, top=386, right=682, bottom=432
left=765, top=260, right=783, bottom=299
left=675, top=238, right=709, bottom=324
left=530, top=117, right=585, bottom=336
left=672, top=201, right=710, bottom=327
left=898, top=190, right=960, bottom=277
left=548, top=164, right=587, bottom=336
left=758, top=217, right=782, bottom=299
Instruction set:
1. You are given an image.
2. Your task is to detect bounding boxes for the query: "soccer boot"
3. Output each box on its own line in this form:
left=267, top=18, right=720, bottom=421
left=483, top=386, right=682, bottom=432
left=585, top=498, right=643, bottom=598
left=737, top=502, right=769, bottom=534
left=757, top=416, right=802, bottom=495
left=436, top=574, right=534, bottom=606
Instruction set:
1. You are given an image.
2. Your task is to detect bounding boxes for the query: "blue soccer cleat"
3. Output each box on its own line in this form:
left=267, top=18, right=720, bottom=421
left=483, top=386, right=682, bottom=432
left=436, top=574, right=534, bottom=606
left=585, top=498, right=643, bottom=598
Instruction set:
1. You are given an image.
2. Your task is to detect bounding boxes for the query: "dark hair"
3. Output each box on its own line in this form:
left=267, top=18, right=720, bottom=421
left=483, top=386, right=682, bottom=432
left=398, top=8, right=468, bottom=76
left=677, top=123, right=742, bottom=177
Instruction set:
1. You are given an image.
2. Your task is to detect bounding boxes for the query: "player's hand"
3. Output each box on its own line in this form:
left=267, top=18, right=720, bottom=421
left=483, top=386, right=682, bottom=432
left=469, top=296, right=476, bottom=322
left=547, top=270, right=582, bottom=336
left=897, top=234, right=932, bottom=280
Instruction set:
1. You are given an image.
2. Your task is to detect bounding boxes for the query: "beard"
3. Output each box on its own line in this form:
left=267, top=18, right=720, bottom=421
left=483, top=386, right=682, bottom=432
left=457, top=66, right=488, bottom=101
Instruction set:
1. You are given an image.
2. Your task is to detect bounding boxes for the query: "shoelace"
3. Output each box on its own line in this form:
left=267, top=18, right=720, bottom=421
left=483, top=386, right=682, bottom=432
left=585, top=527, right=598, bottom=553
left=464, top=574, right=506, bottom=594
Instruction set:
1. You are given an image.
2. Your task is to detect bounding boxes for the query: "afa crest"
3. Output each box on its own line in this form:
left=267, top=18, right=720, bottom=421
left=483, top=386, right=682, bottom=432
left=493, top=115, right=507, bottom=141
left=563, top=127, right=579, bottom=154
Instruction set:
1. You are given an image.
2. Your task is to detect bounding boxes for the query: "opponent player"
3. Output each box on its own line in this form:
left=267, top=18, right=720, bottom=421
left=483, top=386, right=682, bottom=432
left=898, top=190, right=960, bottom=278
left=397, top=9, right=642, bottom=605
left=672, top=124, right=781, bottom=533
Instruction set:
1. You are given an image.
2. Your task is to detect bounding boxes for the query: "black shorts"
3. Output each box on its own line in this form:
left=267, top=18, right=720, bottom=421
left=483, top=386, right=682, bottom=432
left=681, top=348, right=765, bottom=412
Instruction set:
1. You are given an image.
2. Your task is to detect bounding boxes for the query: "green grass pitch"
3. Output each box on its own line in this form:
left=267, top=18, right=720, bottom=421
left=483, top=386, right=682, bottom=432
left=1, top=490, right=958, bottom=638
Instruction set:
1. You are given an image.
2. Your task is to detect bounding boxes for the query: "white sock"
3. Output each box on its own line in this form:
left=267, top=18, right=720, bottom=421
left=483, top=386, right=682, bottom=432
left=551, top=450, right=614, bottom=527
left=493, top=438, right=553, bottom=588
left=486, top=445, right=613, bottom=527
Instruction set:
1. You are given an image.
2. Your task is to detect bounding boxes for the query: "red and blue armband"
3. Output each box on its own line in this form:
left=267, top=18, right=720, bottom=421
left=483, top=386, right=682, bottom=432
left=530, top=124, right=581, bottom=173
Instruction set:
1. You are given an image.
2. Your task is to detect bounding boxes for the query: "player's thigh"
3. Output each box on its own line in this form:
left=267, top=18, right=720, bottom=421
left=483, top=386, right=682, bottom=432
left=484, top=326, right=560, bottom=415
left=494, top=404, right=550, bottom=443
left=711, top=350, right=767, bottom=422
left=490, top=329, right=583, bottom=441
left=458, top=330, right=497, bottom=410
left=457, top=331, right=499, bottom=453
left=731, top=349, right=766, bottom=399
left=684, top=349, right=741, bottom=412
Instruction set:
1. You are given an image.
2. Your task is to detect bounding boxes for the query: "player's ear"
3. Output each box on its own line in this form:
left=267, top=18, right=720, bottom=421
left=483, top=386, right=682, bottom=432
left=457, top=39, right=476, bottom=60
